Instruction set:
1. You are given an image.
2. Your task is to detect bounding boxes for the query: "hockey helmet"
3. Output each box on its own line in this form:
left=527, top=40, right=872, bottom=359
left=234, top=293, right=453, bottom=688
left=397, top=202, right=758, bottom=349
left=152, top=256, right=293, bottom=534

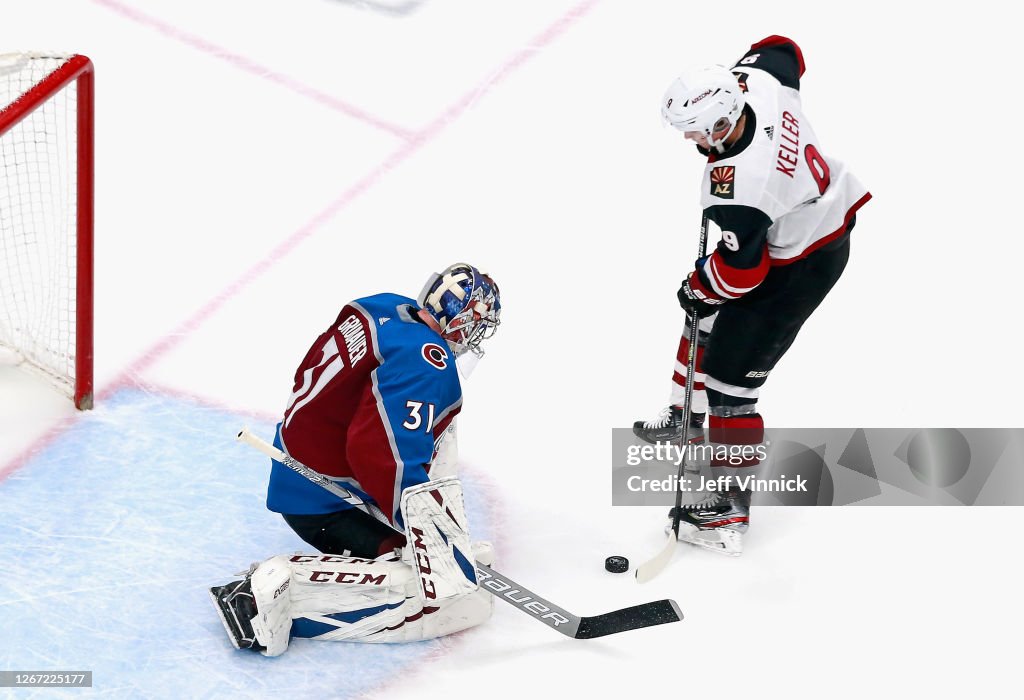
left=661, top=65, right=745, bottom=150
left=418, top=263, right=501, bottom=357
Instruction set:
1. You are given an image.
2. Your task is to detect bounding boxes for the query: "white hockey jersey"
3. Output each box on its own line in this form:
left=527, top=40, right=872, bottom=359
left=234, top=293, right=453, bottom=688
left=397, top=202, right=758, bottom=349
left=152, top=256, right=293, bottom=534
left=690, top=36, right=871, bottom=303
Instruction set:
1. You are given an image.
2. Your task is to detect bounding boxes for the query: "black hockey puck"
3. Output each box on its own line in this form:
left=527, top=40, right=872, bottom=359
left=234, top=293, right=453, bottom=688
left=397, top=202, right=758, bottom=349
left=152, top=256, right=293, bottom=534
left=605, top=555, right=629, bottom=573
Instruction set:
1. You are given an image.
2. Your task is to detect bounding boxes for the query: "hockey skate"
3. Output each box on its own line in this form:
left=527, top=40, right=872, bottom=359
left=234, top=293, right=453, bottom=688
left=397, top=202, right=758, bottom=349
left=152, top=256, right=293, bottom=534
left=667, top=489, right=750, bottom=556
left=209, top=576, right=264, bottom=652
left=633, top=406, right=705, bottom=444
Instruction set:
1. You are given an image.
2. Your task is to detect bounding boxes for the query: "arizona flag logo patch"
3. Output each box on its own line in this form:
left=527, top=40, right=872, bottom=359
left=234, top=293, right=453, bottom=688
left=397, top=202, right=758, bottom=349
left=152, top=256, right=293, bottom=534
left=710, top=166, right=735, bottom=199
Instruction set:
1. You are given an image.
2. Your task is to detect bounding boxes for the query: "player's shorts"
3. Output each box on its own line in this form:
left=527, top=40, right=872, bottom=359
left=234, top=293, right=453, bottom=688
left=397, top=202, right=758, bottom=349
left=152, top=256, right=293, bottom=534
left=701, top=216, right=855, bottom=406
left=282, top=508, right=406, bottom=559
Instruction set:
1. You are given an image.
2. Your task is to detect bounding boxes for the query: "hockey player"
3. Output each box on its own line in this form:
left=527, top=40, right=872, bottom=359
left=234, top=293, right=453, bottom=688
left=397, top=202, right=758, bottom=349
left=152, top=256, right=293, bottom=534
left=633, top=36, right=870, bottom=554
left=212, top=263, right=502, bottom=654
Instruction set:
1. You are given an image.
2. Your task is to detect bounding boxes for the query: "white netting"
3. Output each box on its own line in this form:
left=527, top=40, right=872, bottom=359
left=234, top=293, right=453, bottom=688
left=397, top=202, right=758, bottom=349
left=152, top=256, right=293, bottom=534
left=0, top=53, right=78, bottom=397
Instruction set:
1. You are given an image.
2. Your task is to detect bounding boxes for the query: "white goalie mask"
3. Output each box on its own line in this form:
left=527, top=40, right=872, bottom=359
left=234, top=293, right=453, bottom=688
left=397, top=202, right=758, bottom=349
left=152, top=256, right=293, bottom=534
left=661, top=65, right=745, bottom=151
left=418, top=263, right=501, bottom=363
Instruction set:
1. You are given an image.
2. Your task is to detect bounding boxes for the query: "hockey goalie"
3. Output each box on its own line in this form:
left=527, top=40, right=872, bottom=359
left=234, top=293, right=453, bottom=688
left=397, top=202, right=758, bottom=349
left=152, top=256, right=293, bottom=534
left=211, top=264, right=502, bottom=655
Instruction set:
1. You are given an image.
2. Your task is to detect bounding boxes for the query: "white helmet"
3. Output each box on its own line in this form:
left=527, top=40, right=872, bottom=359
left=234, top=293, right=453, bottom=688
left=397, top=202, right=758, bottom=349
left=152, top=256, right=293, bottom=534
left=661, top=65, right=745, bottom=151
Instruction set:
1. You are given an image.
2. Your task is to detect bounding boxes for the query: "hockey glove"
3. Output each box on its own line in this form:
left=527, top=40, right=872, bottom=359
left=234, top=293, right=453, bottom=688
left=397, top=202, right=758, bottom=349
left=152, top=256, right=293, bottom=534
left=677, top=273, right=723, bottom=319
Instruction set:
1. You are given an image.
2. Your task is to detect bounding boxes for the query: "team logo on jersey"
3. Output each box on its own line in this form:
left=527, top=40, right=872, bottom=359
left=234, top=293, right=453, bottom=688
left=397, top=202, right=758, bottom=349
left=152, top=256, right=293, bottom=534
left=710, top=166, right=735, bottom=199
left=733, top=71, right=749, bottom=93
left=421, top=343, right=449, bottom=370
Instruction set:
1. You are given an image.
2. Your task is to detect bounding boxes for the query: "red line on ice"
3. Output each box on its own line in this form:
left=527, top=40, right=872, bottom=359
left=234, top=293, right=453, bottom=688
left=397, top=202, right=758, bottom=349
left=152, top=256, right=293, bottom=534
left=89, top=0, right=415, bottom=141
left=1, top=0, right=599, bottom=478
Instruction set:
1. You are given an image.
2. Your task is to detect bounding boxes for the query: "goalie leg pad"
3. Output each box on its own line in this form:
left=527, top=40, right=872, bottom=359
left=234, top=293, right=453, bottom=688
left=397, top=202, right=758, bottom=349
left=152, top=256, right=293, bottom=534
left=401, top=476, right=478, bottom=602
left=288, top=543, right=493, bottom=643
left=416, top=540, right=493, bottom=641
left=213, top=543, right=495, bottom=653
left=286, top=551, right=415, bottom=642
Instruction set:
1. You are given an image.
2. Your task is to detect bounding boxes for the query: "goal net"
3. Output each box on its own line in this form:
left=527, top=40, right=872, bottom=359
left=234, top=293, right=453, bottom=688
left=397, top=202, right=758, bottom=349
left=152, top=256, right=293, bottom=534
left=0, top=53, right=93, bottom=409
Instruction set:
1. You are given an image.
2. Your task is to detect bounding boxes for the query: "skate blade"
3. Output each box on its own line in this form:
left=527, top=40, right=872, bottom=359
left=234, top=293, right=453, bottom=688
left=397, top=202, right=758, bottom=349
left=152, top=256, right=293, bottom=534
left=209, top=585, right=243, bottom=650
left=677, top=526, right=744, bottom=557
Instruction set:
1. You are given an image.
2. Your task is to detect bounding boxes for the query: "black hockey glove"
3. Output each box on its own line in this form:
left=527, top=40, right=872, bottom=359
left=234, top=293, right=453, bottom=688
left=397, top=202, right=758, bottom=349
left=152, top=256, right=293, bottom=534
left=677, top=274, right=723, bottom=319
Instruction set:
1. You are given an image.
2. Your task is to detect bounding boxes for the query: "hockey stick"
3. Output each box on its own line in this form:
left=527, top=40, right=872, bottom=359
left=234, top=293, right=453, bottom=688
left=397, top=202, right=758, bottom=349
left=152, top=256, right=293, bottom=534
left=635, top=212, right=710, bottom=584
left=236, top=428, right=682, bottom=639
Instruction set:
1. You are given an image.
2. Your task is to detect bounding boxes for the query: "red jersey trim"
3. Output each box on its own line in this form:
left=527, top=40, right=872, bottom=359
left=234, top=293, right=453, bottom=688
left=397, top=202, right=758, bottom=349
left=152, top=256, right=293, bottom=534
left=770, top=192, right=872, bottom=266
left=749, top=35, right=806, bottom=77
left=705, top=244, right=771, bottom=298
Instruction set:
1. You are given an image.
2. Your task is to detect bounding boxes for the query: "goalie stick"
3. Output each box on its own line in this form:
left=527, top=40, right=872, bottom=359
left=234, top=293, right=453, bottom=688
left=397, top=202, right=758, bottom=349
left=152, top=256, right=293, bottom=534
left=635, top=213, right=710, bottom=584
left=236, top=428, right=682, bottom=639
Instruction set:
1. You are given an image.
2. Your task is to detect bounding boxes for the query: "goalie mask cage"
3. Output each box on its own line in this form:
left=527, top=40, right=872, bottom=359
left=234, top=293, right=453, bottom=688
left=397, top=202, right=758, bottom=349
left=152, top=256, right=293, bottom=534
left=0, top=53, right=93, bottom=410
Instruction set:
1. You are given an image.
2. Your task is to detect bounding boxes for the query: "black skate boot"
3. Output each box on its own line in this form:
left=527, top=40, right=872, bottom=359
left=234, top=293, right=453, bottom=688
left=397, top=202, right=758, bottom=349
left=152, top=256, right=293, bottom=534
left=633, top=406, right=706, bottom=444
left=209, top=577, right=265, bottom=652
left=667, top=488, right=751, bottom=556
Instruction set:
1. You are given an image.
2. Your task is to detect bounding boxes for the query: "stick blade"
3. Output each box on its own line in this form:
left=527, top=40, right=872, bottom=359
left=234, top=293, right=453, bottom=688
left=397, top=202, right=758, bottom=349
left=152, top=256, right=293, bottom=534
left=574, top=599, right=682, bottom=639
left=634, top=530, right=677, bottom=584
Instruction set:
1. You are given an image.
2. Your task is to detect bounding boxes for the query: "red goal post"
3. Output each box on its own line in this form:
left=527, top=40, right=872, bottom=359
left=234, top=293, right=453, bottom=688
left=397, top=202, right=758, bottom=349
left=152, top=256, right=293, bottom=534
left=0, top=54, right=93, bottom=410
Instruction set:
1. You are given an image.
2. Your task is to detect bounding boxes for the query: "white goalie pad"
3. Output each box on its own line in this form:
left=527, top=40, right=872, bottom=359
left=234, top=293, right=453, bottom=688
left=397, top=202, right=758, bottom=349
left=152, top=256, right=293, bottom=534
left=222, top=545, right=494, bottom=652
left=401, top=476, right=478, bottom=602
left=290, top=545, right=493, bottom=644
left=246, top=555, right=296, bottom=656
left=429, top=418, right=459, bottom=480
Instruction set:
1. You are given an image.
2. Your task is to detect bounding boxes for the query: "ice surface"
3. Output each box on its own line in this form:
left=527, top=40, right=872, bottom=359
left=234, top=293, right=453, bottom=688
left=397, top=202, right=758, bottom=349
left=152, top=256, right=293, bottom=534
left=2, top=0, right=1022, bottom=698
left=0, top=388, right=496, bottom=698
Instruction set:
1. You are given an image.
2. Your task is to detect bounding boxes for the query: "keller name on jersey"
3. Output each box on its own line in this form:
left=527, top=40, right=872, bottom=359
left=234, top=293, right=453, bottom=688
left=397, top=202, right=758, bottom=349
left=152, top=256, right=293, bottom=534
left=688, top=35, right=872, bottom=298
left=775, top=111, right=800, bottom=178
left=693, top=36, right=871, bottom=270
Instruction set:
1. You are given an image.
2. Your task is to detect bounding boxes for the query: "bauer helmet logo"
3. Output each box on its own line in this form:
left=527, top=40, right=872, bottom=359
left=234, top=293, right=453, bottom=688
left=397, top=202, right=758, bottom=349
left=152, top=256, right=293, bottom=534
left=422, top=343, right=449, bottom=370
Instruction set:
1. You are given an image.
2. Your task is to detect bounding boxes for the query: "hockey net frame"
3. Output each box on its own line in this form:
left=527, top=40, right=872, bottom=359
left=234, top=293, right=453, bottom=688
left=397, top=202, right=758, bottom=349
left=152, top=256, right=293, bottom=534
left=0, top=53, right=94, bottom=410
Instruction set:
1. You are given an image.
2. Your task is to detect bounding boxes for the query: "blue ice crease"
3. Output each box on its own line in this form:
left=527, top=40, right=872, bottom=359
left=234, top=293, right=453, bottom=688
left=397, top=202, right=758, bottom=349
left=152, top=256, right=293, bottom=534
left=0, top=388, right=495, bottom=699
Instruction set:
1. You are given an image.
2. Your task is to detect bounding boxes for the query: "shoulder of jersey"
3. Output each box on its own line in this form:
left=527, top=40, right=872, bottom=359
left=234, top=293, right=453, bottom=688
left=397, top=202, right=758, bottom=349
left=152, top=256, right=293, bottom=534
left=704, top=64, right=804, bottom=211
left=350, top=293, right=415, bottom=329
left=703, top=125, right=774, bottom=210
left=732, top=35, right=805, bottom=90
left=352, top=293, right=457, bottom=376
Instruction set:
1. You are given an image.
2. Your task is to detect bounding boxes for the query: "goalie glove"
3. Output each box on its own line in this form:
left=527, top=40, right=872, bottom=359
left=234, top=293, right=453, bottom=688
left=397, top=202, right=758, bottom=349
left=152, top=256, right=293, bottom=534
left=400, top=476, right=478, bottom=602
